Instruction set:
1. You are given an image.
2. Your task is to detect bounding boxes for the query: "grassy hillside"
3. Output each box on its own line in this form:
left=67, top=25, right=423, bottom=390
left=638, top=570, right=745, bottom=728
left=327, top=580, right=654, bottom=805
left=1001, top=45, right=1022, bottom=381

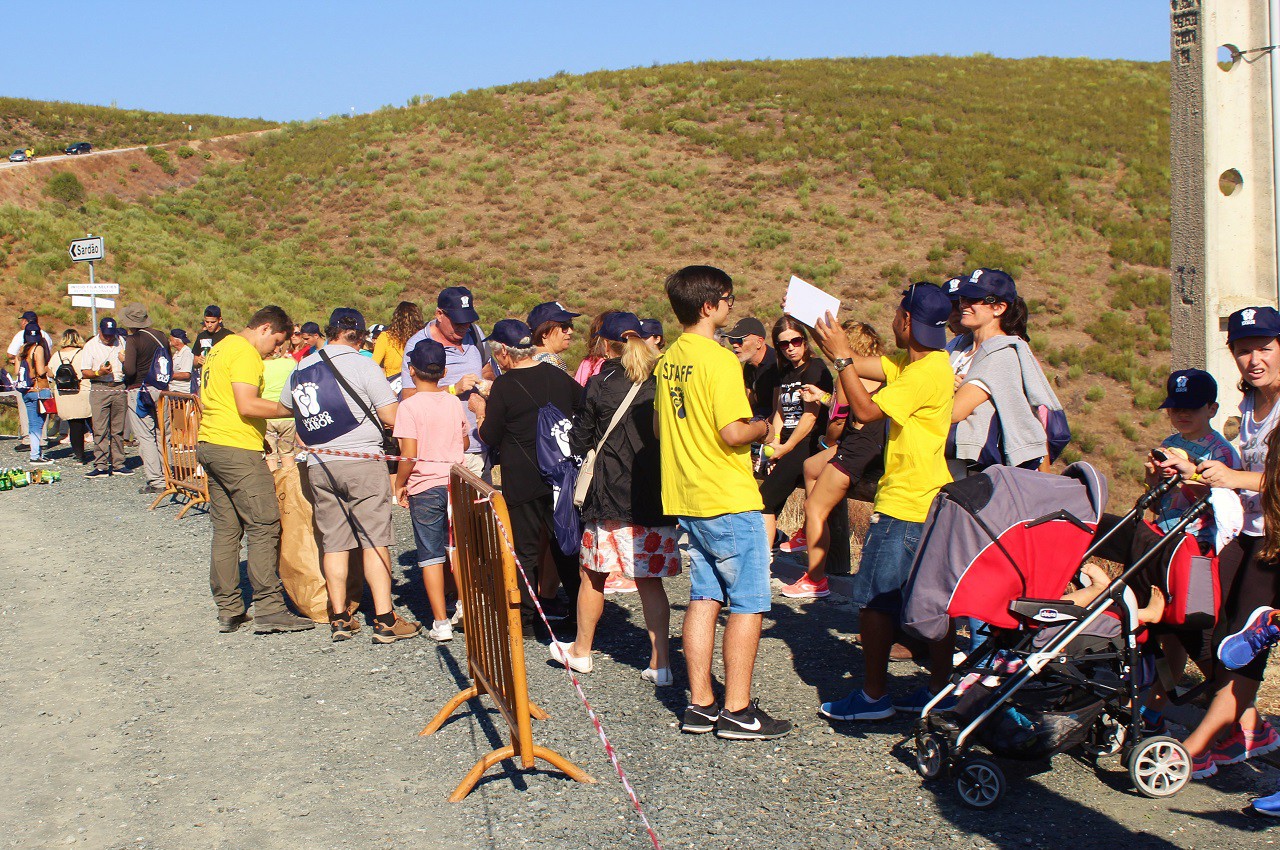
left=0, top=96, right=275, bottom=155
left=0, top=56, right=1171, bottom=495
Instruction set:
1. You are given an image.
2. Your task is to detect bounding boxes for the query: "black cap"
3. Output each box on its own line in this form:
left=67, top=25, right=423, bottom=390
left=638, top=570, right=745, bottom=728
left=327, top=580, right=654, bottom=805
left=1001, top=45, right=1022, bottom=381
left=328, top=308, right=366, bottom=334
left=956, top=268, right=1018, bottom=304
left=599, top=312, right=643, bottom=342
left=408, top=338, right=447, bottom=373
left=1160, top=369, right=1217, bottom=410
left=900, top=283, right=952, bottom=351
left=169, top=328, right=189, bottom=343
left=527, top=301, right=581, bottom=329
left=437, top=286, right=480, bottom=324
left=203, top=305, right=221, bottom=318
left=1227, top=306, right=1280, bottom=343
left=489, top=319, right=532, bottom=347
left=99, top=317, right=118, bottom=337
left=639, top=318, right=663, bottom=339
left=300, top=321, right=321, bottom=335
left=724, top=317, right=766, bottom=341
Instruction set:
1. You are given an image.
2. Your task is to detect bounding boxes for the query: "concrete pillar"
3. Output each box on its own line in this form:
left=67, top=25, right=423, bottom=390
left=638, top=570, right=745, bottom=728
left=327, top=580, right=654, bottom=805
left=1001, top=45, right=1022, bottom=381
left=1170, top=0, right=1278, bottom=423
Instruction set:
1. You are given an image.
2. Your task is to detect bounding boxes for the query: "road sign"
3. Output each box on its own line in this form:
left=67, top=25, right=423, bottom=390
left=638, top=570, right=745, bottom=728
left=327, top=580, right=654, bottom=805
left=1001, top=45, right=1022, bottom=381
left=68, top=236, right=104, bottom=262
left=67, top=282, right=119, bottom=295
left=71, top=296, right=114, bottom=308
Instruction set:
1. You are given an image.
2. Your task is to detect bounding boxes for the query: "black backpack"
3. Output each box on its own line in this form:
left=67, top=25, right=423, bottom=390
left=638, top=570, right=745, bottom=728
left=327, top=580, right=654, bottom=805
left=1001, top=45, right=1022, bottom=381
left=54, top=348, right=81, bottom=394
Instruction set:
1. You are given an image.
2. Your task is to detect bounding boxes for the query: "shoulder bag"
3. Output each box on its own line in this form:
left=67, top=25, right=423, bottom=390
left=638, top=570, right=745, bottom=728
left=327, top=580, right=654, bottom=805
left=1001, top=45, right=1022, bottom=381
left=572, top=380, right=643, bottom=509
left=318, top=349, right=400, bottom=457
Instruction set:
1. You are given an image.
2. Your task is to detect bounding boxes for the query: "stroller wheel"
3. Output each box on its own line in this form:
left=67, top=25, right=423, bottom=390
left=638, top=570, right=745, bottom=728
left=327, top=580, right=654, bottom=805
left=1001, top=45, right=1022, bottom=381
left=955, top=757, right=1005, bottom=809
left=1128, top=736, right=1191, bottom=799
left=915, top=733, right=946, bottom=779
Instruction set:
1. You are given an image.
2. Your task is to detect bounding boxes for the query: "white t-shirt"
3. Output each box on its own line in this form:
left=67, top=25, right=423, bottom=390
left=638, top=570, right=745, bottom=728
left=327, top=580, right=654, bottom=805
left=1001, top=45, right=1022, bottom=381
left=81, top=335, right=125, bottom=382
left=1237, top=392, right=1280, bottom=537
left=7, top=328, right=53, bottom=358
left=945, top=334, right=989, bottom=394
left=170, top=345, right=194, bottom=393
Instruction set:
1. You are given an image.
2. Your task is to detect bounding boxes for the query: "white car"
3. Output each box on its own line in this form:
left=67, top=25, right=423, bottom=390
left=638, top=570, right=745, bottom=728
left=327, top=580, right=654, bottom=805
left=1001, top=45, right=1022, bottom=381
left=8, top=149, right=29, bottom=162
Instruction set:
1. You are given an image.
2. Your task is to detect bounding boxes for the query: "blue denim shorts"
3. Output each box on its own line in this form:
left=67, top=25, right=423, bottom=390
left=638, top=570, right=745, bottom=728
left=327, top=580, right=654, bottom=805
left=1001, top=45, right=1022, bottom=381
left=408, top=485, right=449, bottom=568
left=849, top=512, right=923, bottom=613
left=679, top=511, right=771, bottom=615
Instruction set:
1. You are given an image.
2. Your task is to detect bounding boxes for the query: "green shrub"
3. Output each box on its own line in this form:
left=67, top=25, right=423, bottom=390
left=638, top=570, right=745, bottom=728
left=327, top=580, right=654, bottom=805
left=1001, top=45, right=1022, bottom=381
left=748, top=227, right=790, bottom=250
left=145, top=145, right=178, bottom=175
left=176, top=145, right=196, bottom=159
left=43, top=171, right=85, bottom=205
left=1085, top=385, right=1104, bottom=402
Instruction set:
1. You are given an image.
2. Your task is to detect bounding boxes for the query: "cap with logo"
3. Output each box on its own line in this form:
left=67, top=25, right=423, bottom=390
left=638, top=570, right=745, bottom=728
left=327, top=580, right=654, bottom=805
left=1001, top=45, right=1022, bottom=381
left=328, top=307, right=367, bottom=334
left=489, top=319, right=533, bottom=348
left=527, top=302, right=581, bottom=329
left=943, top=275, right=964, bottom=304
left=408, top=338, right=447, bottom=373
left=1159, top=368, right=1217, bottom=410
left=99, top=317, right=118, bottom=337
left=300, top=321, right=321, bottom=335
left=639, top=318, right=664, bottom=339
left=22, top=323, right=41, bottom=345
left=438, top=286, right=480, bottom=324
left=369, top=323, right=386, bottom=339
left=956, top=268, right=1018, bottom=304
left=1227, top=305, right=1280, bottom=343
left=599, top=312, right=643, bottom=342
left=204, top=305, right=221, bottom=318
left=900, top=282, right=952, bottom=351
left=724, top=317, right=767, bottom=341
left=169, top=328, right=189, bottom=344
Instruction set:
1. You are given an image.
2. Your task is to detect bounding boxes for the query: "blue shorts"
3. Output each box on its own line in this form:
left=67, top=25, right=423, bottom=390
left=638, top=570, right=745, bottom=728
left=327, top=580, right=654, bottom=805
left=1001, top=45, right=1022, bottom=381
left=849, top=512, right=923, bottom=614
left=679, top=511, right=771, bottom=615
left=408, top=485, right=449, bottom=568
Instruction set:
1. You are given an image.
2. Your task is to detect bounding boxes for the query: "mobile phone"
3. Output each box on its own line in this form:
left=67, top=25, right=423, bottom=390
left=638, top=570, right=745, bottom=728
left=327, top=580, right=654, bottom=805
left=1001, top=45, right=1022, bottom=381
left=1150, top=448, right=1169, bottom=463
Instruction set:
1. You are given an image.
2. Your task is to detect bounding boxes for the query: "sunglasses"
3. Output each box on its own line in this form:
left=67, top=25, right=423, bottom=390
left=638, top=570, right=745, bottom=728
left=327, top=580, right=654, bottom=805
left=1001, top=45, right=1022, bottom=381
left=777, top=337, right=806, bottom=348
left=959, top=294, right=1000, bottom=306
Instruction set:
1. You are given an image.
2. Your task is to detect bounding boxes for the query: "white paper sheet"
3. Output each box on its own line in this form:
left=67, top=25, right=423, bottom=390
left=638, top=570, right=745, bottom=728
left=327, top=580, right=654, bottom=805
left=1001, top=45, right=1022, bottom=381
left=783, top=275, right=840, bottom=329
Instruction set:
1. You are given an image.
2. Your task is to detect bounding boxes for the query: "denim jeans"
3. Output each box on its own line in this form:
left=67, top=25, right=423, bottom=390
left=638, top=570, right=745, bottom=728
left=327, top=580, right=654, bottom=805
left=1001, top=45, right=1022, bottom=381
left=849, top=512, right=923, bottom=614
left=21, top=390, right=51, bottom=460
left=408, top=485, right=449, bottom=567
left=679, top=511, right=771, bottom=615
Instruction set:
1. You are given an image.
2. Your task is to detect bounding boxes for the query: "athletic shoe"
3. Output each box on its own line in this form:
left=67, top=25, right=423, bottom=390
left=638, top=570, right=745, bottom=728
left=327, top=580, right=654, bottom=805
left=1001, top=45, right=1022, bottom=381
left=548, top=640, right=592, bottom=673
left=1246, top=720, right=1280, bottom=760
left=892, top=685, right=959, bottom=714
left=681, top=702, right=721, bottom=734
left=138, top=483, right=164, bottom=495
left=819, top=689, right=895, bottom=721
left=112, top=466, right=136, bottom=476
left=330, top=615, right=360, bottom=642
left=1219, top=606, right=1280, bottom=670
left=29, top=457, right=53, bottom=466
left=254, top=611, right=317, bottom=634
left=1251, top=781, right=1280, bottom=817
left=450, top=606, right=464, bottom=626
left=217, top=612, right=252, bottom=633
left=85, top=469, right=111, bottom=481
left=1208, top=726, right=1247, bottom=766
left=371, top=614, right=421, bottom=644
left=780, top=575, right=830, bottom=599
left=604, top=573, right=637, bottom=595
left=779, top=530, right=808, bottom=553
left=1191, top=751, right=1219, bottom=779
left=641, top=667, right=673, bottom=686
left=715, top=700, right=793, bottom=740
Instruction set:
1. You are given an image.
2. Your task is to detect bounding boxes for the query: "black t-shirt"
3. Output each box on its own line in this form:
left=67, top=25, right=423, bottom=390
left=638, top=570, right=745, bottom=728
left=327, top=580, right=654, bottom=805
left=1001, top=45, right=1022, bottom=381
left=123, top=328, right=170, bottom=389
left=477, top=363, right=582, bottom=507
left=194, top=327, right=233, bottom=360
left=743, top=345, right=781, bottom=418
left=777, top=358, right=833, bottom=442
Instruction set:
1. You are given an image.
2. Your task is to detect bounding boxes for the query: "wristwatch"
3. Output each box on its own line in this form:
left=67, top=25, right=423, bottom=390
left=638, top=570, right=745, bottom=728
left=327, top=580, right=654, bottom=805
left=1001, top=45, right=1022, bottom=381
left=833, top=357, right=854, bottom=372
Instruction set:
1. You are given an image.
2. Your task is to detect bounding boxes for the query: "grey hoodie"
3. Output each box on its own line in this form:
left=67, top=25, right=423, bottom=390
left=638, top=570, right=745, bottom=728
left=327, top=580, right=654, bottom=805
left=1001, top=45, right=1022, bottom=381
left=954, top=335, right=1064, bottom=468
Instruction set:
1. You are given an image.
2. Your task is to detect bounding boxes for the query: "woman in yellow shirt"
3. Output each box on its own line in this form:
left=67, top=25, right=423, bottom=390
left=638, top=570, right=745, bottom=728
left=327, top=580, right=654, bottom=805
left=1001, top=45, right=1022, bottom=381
left=373, top=301, right=423, bottom=394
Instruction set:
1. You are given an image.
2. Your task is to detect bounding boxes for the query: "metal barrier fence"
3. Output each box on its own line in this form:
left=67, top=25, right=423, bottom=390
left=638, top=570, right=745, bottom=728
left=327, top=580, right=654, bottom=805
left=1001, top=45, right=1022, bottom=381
left=421, top=464, right=594, bottom=802
left=149, top=391, right=209, bottom=519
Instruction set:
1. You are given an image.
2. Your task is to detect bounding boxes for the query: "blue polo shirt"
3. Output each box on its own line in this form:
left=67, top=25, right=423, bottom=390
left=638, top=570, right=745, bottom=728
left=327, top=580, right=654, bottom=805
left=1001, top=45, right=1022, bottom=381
left=399, top=320, right=488, bottom=455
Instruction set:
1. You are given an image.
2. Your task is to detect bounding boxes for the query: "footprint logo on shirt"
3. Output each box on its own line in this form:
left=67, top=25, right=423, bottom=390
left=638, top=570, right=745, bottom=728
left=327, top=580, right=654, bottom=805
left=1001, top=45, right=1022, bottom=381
left=293, top=383, right=321, bottom=417
left=669, top=385, right=686, bottom=419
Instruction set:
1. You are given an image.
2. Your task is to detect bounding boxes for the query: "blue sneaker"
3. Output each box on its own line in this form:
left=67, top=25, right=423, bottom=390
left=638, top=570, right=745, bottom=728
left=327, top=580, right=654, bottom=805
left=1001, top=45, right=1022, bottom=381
left=819, top=689, right=895, bottom=721
left=892, top=685, right=958, bottom=714
left=1219, top=607, right=1280, bottom=671
left=1252, top=781, right=1280, bottom=817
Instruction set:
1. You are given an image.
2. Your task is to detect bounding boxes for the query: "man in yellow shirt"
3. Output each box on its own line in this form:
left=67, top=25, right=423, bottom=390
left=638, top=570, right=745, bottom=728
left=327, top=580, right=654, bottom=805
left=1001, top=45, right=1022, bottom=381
left=655, top=265, right=791, bottom=741
left=812, top=283, right=956, bottom=721
left=197, top=305, right=315, bottom=636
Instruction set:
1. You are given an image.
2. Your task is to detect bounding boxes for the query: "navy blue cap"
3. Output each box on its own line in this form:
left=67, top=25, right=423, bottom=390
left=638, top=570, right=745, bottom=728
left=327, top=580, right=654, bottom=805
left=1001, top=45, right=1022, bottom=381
left=956, top=268, right=1018, bottom=304
left=527, top=301, right=580, bottom=329
left=943, top=275, right=964, bottom=303
left=408, top=338, right=447, bottom=373
left=22, top=324, right=41, bottom=345
left=639, top=318, right=663, bottom=338
left=169, top=328, right=189, bottom=343
left=99, top=317, right=118, bottom=337
left=490, top=319, right=532, bottom=348
left=328, top=308, right=367, bottom=333
left=203, top=305, right=221, bottom=318
left=900, top=283, right=952, bottom=350
left=1160, top=369, right=1217, bottom=410
left=599, top=312, right=643, bottom=342
left=21, top=310, right=36, bottom=322
left=437, top=286, right=480, bottom=324
left=1227, top=306, right=1280, bottom=343
left=300, top=321, right=321, bottom=335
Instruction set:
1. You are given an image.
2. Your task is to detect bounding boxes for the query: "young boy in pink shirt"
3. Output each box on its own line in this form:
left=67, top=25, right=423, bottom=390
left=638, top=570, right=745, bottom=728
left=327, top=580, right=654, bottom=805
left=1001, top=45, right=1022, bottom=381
left=394, top=338, right=469, bottom=641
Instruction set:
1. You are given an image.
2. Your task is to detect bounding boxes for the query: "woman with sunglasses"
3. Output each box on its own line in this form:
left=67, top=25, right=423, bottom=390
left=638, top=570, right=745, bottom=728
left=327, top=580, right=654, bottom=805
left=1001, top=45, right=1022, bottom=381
left=759, top=316, right=833, bottom=550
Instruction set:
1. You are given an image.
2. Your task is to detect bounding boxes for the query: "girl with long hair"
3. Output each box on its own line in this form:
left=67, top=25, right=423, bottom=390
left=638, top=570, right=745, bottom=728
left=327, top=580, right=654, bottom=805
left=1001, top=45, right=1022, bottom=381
left=17, top=324, right=52, bottom=464
left=374, top=301, right=424, bottom=394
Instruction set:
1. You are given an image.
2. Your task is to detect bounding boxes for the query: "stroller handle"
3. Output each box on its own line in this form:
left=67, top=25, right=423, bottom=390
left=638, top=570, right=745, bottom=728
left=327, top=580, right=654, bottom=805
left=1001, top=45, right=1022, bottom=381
left=1077, top=473, right=1182, bottom=565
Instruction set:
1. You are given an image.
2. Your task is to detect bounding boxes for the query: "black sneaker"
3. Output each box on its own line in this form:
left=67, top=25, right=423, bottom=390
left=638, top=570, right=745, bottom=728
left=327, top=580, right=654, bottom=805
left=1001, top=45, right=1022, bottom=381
left=30, top=457, right=54, bottom=466
left=113, top=466, right=136, bottom=476
left=86, top=469, right=111, bottom=480
left=681, top=702, right=722, bottom=734
left=217, top=613, right=252, bottom=633
left=715, top=700, right=793, bottom=740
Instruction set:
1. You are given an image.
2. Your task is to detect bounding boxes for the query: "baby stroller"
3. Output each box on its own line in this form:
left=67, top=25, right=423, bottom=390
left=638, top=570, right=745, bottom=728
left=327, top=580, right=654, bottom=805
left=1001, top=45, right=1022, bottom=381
left=900, top=463, right=1214, bottom=808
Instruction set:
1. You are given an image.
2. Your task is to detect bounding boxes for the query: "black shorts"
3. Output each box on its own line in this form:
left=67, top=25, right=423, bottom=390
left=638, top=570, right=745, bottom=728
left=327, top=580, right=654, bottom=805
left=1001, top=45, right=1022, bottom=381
left=1214, top=534, right=1280, bottom=682
left=830, top=422, right=885, bottom=503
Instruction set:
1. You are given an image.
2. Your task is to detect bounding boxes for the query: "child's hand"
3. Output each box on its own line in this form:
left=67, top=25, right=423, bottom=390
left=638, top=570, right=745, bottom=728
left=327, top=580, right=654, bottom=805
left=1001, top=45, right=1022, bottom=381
left=395, top=486, right=409, bottom=508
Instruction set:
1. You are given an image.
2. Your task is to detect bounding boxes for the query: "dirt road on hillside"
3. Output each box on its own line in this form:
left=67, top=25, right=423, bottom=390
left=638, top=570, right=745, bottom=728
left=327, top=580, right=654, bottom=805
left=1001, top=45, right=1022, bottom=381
left=0, top=129, right=279, bottom=172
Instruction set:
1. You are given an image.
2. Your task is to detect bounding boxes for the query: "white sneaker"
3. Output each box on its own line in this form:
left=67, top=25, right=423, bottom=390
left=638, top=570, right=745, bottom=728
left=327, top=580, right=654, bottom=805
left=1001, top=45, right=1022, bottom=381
left=428, top=621, right=453, bottom=642
left=641, top=667, right=673, bottom=687
left=549, top=640, right=592, bottom=673
left=449, top=606, right=463, bottom=626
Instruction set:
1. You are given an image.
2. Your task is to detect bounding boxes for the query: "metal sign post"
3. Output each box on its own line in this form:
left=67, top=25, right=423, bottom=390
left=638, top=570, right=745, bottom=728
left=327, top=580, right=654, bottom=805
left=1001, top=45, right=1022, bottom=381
left=68, top=234, right=107, bottom=327
left=89, top=260, right=97, bottom=328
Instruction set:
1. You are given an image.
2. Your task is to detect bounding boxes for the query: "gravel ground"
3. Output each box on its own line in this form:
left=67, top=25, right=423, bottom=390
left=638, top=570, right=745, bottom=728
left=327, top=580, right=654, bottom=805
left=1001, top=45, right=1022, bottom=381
left=2, top=441, right=1278, bottom=849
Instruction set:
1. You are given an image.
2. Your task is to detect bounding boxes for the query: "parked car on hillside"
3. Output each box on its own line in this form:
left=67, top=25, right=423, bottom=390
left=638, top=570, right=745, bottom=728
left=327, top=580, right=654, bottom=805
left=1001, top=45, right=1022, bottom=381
left=64, top=142, right=92, bottom=155
left=8, top=149, right=29, bottom=162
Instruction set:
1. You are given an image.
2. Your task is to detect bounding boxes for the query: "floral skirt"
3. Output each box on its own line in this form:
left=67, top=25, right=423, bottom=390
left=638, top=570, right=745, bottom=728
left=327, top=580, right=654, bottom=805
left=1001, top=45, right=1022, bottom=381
left=580, top=520, right=681, bottom=579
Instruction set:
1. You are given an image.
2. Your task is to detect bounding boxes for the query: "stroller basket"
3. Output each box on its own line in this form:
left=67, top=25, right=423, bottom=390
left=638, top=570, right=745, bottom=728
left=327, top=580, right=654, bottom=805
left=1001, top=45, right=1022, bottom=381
left=951, top=680, right=1106, bottom=760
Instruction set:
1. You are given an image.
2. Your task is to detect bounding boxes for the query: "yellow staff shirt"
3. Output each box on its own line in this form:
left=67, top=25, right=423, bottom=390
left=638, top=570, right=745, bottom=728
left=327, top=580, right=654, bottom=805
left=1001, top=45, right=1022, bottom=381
left=198, top=334, right=268, bottom=451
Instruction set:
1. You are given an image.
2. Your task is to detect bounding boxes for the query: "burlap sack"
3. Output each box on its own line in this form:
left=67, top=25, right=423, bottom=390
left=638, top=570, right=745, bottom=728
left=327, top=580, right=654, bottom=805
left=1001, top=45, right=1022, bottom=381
left=279, top=463, right=365, bottom=622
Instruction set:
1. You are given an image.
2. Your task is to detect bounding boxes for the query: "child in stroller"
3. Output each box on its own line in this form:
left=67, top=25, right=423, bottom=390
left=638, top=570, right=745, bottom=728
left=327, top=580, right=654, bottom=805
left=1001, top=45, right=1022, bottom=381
left=901, top=462, right=1214, bottom=808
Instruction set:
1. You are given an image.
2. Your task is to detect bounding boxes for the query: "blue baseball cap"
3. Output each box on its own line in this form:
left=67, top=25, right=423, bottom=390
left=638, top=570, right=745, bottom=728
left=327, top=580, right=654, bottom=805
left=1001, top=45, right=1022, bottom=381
left=527, top=301, right=580, bottom=329
left=900, top=282, right=952, bottom=350
left=1227, top=306, right=1280, bottom=343
left=328, top=307, right=366, bottom=333
left=943, top=275, right=964, bottom=304
left=169, top=328, right=189, bottom=343
left=408, top=338, right=447, bottom=373
left=639, top=318, right=664, bottom=338
left=21, top=310, right=36, bottom=322
left=599, top=312, right=643, bottom=342
left=299, top=321, right=321, bottom=335
left=1160, top=369, right=1217, bottom=410
left=99, top=317, right=118, bottom=337
left=22, top=323, right=41, bottom=345
left=489, top=319, right=532, bottom=348
left=203, top=305, right=221, bottom=318
left=437, top=286, right=480, bottom=324
left=956, top=268, right=1018, bottom=304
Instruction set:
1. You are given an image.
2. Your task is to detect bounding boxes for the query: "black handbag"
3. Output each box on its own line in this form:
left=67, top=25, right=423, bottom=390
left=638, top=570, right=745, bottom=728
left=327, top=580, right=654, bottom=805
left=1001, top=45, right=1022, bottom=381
left=318, top=349, right=400, bottom=458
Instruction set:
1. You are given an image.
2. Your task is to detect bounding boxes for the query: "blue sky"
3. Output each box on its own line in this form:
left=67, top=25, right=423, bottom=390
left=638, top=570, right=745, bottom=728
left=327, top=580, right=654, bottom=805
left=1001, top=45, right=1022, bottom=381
left=2, top=1, right=1169, bottom=121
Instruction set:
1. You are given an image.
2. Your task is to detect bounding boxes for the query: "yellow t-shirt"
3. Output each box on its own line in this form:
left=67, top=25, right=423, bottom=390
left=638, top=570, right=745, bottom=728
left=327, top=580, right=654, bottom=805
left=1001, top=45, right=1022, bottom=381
left=872, top=350, right=954, bottom=522
left=372, top=333, right=404, bottom=380
left=198, top=334, right=268, bottom=451
left=655, top=332, right=763, bottom=517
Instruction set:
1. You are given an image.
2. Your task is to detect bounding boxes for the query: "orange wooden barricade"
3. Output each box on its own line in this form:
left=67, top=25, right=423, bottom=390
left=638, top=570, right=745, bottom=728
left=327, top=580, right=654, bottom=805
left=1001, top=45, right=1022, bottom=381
left=148, top=391, right=209, bottom=519
left=421, top=464, right=594, bottom=801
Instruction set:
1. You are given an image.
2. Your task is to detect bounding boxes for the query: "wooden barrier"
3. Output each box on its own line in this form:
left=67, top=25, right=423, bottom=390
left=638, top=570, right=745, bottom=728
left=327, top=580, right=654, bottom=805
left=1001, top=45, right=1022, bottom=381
left=421, top=464, right=594, bottom=801
left=149, top=391, right=209, bottom=519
